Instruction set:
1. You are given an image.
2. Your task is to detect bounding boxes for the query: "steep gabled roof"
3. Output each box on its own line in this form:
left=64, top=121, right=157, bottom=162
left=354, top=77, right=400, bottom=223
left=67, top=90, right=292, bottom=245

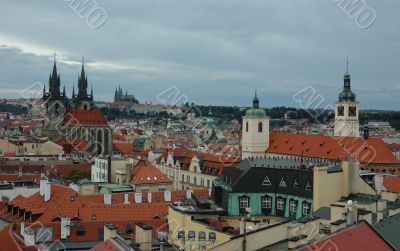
left=64, top=109, right=108, bottom=126
left=131, top=161, right=172, bottom=185
left=268, top=132, right=400, bottom=165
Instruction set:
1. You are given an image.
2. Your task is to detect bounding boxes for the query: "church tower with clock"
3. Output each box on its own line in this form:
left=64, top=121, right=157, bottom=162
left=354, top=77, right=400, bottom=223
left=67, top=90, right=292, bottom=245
left=334, top=59, right=360, bottom=137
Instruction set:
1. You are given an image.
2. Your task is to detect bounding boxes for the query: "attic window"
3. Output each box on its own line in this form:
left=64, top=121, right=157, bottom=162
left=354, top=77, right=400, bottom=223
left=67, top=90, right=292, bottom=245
left=154, top=176, right=158, bottom=181
left=91, top=214, right=96, bottom=220
left=279, top=177, right=287, bottom=188
left=305, top=181, right=312, bottom=191
left=327, top=150, right=331, bottom=154
left=147, top=177, right=151, bottom=181
left=302, top=141, right=306, bottom=145
left=70, top=196, right=75, bottom=202
left=262, top=176, right=271, bottom=186
left=293, top=179, right=299, bottom=189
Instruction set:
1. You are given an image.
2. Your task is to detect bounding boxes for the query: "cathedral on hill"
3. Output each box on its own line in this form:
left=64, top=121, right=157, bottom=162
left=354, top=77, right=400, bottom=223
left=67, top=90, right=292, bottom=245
left=113, top=86, right=139, bottom=104
left=42, top=58, right=112, bottom=155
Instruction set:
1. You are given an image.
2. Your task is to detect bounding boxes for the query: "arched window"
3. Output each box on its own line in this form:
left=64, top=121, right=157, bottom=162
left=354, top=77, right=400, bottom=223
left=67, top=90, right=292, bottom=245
left=258, top=122, right=263, bottom=132
left=246, top=122, right=249, bottom=132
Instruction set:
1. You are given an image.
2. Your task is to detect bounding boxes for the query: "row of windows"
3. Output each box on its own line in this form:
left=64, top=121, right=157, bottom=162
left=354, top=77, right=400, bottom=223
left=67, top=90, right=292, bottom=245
left=239, top=196, right=311, bottom=216
left=245, top=122, right=263, bottom=133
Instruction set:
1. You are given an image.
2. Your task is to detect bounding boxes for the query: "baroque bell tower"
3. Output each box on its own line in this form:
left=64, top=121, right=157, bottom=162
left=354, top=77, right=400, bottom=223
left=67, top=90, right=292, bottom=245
left=241, top=91, right=270, bottom=159
left=334, top=58, right=360, bottom=137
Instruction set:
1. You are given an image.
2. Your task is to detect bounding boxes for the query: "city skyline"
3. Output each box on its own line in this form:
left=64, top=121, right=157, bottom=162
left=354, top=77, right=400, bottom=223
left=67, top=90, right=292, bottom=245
left=0, top=1, right=399, bottom=109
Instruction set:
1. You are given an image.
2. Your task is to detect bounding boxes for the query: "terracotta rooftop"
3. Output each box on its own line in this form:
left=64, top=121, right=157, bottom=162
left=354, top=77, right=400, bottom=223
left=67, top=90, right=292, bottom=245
left=383, top=177, right=400, bottom=193
left=268, top=132, right=400, bottom=165
left=113, top=143, right=134, bottom=156
left=131, top=161, right=172, bottom=185
left=64, top=109, right=108, bottom=126
left=299, top=222, right=393, bottom=251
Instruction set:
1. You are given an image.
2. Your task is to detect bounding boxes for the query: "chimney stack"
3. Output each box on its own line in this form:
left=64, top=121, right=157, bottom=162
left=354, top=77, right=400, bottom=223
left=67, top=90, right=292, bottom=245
left=104, top=223, right=117, bottom=240
left=136, top=223, right=152, bottom=251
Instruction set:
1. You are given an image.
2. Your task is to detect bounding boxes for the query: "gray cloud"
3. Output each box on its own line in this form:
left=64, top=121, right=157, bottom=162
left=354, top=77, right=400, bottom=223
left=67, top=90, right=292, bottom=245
left=0, top=0, right=399, bottom=109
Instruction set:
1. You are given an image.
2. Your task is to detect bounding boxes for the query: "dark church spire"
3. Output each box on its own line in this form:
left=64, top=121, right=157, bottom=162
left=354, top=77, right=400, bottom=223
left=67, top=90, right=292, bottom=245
left=77, top=56, right=89, bottom=99
left=253, top=89, right=259, bottom=108
left=338, top=57, right=356, bottom=102
left=48, top=54, right=61, bottom=96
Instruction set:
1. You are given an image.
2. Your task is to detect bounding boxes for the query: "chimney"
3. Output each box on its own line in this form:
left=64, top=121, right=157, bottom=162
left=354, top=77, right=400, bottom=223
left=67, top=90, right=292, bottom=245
left=23, top=228, right=35, bottom=246
left=124, top=193, right=129, bottom=204
left=104, top=193, right=112, bottom=205
left=104, top=223, right=117, bottom=240
left=347, top=200, right=354, bottom=226
left=135, top=223, right=152, bottom=251
left=40, top=180, right=46, bottom=196
left=61, top=217, right=71, bottom=239
left=44, top=181, right=51, bottom=202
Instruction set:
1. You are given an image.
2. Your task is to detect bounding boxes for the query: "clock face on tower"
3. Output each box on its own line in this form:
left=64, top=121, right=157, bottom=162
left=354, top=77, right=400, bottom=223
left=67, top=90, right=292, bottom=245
left=337, top=106, right=344, bottom=116
left=349, top=106, right=357, bottom=117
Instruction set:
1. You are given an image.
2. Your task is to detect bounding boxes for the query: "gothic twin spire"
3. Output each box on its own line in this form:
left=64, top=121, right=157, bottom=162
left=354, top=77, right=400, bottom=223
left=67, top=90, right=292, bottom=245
left=46, top=55, right=93, bottom=101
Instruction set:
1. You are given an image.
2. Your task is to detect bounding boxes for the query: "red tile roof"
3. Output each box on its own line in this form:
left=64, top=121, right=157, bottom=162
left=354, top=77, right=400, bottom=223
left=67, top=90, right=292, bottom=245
left=299, top=223, right=393, bottom=251
left=383, top=177, right=400, bottom=193
left=131, top=161, right=172, bottom=185
left=112, top=133, right=126, bottom=142
left=6, top=183, right=209, bottom=225
left=90, top=239, right=127, bottom=251
left=268, top=132, right=400, bottom=164
left=0, top=225, right=34, bottom=251
left=64, top=109, right=108, bottom=126
left=113, top=143, right=133, bottom=156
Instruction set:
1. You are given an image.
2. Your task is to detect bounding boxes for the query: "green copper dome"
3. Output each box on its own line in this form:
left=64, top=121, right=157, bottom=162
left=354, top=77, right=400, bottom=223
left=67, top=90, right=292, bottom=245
left=245, top=108, right=266, bottom=117
left=244, top=91, right=267, bottom=117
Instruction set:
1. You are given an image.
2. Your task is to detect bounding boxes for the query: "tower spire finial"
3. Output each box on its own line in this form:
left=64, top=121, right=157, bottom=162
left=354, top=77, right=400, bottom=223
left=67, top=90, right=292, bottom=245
left=346, top=56, right=349, bottom=74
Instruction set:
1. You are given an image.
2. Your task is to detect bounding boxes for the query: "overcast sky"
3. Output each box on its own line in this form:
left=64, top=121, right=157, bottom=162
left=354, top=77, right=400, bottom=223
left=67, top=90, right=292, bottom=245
left=0, top=0, right=399, bottom=109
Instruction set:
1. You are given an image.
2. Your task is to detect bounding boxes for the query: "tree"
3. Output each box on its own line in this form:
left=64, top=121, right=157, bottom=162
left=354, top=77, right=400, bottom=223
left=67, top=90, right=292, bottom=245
left=62, top=168, right=91, bottom=182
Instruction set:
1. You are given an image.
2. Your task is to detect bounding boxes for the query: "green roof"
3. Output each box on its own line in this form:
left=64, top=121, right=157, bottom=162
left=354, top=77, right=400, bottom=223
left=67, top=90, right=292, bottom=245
left=245, top=108, right=267, bottom=117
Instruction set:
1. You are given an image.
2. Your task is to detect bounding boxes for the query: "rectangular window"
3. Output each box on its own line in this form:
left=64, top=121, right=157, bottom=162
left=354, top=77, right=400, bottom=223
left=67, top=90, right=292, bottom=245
left=182, top=174, right=184, bottom=182
left=290, top=200, right=297, bottom=213
left=277, top=198, right=285, bottom=210
left=194, top=177, right=197, bottom=185
left=262, top=197, right=271, bottom=209
left=187, top=175, right=190, bottom=183
left=303, top=203, right=310, bottom=215
left=239, top=197, right=249, bottom=209
left=207, top=180, right=210, bottom=188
